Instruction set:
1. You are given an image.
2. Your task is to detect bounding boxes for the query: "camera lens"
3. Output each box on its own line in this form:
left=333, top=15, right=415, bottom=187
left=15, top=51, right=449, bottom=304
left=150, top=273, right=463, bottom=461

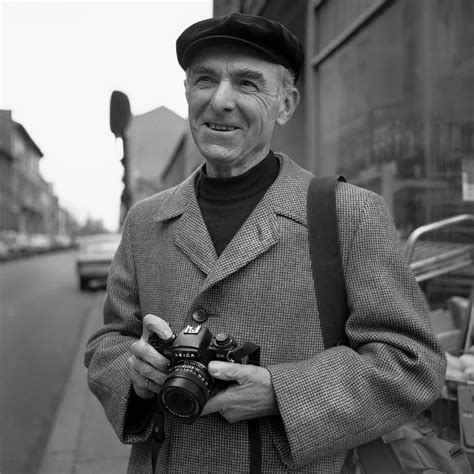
left=160, top=360, right=213, bottom=422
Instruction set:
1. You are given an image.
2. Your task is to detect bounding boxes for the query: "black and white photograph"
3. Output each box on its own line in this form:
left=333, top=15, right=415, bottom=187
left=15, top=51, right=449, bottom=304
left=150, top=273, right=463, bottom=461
left=1, top=1, right=473, bottom=473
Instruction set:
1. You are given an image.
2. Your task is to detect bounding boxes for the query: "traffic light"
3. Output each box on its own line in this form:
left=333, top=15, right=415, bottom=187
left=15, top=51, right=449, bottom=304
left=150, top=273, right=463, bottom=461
left=110, top=91, right=132, bottom=223
left=110, top=91, right=131, bottom=138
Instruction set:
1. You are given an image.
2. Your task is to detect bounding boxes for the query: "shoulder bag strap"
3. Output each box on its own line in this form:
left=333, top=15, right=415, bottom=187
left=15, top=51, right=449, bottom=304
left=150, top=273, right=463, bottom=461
left=307, top=176, right=400, bottom=473
left=307, top=175, right=348, bottom=348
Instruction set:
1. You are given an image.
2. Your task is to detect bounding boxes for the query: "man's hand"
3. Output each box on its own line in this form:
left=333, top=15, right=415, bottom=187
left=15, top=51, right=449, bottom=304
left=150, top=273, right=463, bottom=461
left=201, top=362, right=278, bottom=423
left=128, top=314, right=172, bottom=399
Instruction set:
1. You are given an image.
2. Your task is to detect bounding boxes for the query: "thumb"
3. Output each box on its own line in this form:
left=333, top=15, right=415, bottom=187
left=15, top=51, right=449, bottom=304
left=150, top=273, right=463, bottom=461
left=208, top=361, right=242, bottom=382
left=141, top=314, right=173, bottom=343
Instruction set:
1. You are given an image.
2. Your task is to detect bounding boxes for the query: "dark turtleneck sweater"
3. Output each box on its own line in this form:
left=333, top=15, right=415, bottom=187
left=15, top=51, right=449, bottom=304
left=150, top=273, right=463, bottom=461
left=196, top=151, right=279, bottom=256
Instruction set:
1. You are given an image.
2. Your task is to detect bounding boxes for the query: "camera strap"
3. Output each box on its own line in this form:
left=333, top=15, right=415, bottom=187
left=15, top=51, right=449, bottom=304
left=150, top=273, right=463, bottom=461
left=151, top=402, right=165, bottom=472
left=229, top=341, right=260, bottom=363
left=230, top=342, right=263, bottom=474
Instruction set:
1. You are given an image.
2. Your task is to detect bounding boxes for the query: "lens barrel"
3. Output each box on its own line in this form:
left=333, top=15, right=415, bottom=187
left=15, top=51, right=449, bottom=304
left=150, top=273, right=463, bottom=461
left=160, top=360, right=213, bottom=422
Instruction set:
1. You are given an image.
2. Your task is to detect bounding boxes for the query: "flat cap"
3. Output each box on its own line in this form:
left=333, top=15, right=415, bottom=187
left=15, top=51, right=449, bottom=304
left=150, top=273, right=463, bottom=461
left=176, top=13, right=304, bottom=82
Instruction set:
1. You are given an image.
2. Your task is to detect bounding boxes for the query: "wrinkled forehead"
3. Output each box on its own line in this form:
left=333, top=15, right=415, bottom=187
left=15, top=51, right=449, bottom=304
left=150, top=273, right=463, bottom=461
left=186, top=42, right=281, bottom=76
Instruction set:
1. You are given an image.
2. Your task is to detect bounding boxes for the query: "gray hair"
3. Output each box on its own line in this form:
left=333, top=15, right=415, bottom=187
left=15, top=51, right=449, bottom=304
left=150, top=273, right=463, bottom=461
left=279, top=65, right=296, bottom=96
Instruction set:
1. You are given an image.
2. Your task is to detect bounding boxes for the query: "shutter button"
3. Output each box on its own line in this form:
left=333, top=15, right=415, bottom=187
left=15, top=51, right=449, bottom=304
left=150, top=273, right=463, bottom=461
left=192, top=307, right=208, bottom=323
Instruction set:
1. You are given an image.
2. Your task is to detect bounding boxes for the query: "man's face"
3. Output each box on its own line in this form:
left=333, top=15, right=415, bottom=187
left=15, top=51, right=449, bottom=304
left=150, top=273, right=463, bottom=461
left=185, top=44, right=286, bottom=177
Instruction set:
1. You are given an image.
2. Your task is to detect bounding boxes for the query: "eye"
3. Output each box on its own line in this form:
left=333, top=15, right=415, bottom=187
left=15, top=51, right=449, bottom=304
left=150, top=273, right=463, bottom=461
left=195, top=75, right=215, bottom=85
left=240, top=80, right=258, bottom=90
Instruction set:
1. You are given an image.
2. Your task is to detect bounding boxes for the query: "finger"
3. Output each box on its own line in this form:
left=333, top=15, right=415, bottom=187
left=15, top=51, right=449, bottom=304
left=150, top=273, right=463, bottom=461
left=128, top=363, right=154, bottom=399
left=142, top=314, right=173, bottom=342
left=201, top=391, right=226, bottom=416
left=130, top=365, right=162, bottom=396
left=130, top=339, right=170, bottom=372
left=130, top=354, right=168, bottom=386
left=208, top=361, right=246, bottom=383
left=128, top=362, right=147, bottom=388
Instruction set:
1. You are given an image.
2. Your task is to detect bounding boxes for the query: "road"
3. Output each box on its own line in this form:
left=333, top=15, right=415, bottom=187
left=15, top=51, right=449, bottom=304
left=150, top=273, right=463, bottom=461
left=0, top=250, right=105, bottom=474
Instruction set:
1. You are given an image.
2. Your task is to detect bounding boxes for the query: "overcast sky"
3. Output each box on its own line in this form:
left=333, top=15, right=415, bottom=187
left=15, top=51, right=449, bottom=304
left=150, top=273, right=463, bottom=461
left=1, top=0, right=212, bottom=231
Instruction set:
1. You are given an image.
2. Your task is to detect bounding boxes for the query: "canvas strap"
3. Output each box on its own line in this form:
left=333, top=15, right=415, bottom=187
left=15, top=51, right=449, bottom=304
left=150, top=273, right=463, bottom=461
left=247, top=347, right=262, bottom=474
left=224, top=342, right=262, bottom=473
left=307, top=176, right=401, bottom=473
left=307, top=176, right=348, bottom=347
left=151, top=404, right=165, bottom=472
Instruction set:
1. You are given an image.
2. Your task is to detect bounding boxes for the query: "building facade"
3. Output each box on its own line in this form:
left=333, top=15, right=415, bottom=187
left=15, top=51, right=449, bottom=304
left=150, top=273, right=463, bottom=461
left=122, top=106, right=201, bottom=219
left=215, top=0, right=474, bottom=235
left=213, top=0, right=474, bottom=302
left=0, top=109, right=73, bottom=254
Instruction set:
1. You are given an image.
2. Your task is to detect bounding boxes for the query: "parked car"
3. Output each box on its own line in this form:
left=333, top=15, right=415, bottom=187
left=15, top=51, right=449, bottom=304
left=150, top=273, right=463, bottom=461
left=0, top=241, right=10, bottom=261
left=76, top=233, right=121, bottom=290
left=29, top=234, right=53, bottom=254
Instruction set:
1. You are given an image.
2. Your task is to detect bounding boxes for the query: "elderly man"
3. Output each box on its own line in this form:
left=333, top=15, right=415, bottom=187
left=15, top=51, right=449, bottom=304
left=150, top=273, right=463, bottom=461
left=85, top=13, right=446, bottom=474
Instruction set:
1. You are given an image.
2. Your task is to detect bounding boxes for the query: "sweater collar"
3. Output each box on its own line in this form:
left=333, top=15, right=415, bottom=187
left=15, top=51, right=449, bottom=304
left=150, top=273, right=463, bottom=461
left=197, top=151, right=278, bottom=202
left=153, top=152, right=312, bottom=226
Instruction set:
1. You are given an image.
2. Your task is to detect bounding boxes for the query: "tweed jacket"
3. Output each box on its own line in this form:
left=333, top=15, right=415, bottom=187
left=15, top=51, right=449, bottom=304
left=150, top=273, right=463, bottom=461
left=85, top=154, right=446, bottom=474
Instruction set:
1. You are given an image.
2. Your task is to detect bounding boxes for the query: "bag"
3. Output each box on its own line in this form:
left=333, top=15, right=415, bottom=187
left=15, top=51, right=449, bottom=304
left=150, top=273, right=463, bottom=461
left=342, top=429, right=471, bottom=473
left=307, top=177, right=471, bottom=474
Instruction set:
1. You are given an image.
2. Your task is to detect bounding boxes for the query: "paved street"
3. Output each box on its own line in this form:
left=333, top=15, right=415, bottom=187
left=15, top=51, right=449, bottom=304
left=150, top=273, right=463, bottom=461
left=0, top=251, right=104, bottom=474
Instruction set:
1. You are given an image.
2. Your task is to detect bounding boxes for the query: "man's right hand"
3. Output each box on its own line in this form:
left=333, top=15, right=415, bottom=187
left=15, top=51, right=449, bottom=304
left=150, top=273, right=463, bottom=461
left=128, top=314, right=173, bottom=399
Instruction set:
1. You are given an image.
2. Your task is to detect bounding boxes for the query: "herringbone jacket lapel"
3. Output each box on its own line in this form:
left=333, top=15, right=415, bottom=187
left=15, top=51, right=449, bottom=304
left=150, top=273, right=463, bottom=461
left=202, top=190, right=280, bottom=293
left=153, top=153, right=306, bottom=293
left=153, top=172, right=217, bottom=275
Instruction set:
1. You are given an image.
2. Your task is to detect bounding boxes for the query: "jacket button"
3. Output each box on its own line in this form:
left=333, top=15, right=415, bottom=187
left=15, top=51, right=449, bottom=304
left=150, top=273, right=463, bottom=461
left=192, top=307, right=208, bottom=323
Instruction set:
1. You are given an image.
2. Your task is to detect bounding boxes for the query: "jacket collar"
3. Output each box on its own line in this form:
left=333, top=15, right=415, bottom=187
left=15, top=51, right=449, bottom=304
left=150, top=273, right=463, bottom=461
left=152, top=153, right=311, bottom=291
left=152, top=153, right=310, bottom=226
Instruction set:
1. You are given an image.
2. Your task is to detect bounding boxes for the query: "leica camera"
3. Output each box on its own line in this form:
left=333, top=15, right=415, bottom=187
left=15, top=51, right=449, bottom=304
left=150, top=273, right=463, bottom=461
left=149, top=325, right=258, bottom=422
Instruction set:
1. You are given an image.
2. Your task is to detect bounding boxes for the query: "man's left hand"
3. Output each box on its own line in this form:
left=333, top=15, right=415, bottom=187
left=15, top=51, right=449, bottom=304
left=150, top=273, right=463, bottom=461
left=201, top=362, right=278, bottom=423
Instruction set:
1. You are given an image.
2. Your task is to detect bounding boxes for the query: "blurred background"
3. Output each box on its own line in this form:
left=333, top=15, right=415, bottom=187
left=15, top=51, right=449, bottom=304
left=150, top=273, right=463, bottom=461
left=1, top=0, right=473, bottom=473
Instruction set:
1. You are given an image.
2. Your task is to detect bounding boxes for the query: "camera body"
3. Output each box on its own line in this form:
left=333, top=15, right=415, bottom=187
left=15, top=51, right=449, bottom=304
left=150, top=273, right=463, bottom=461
left=149, top=325, right=246, bottom=422
left=150, top=324, right=239, bottom=366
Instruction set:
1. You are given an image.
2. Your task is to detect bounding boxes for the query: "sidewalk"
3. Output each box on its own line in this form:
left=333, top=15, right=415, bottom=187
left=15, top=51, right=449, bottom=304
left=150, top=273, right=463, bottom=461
left=39, top=297, right=130, bottom=474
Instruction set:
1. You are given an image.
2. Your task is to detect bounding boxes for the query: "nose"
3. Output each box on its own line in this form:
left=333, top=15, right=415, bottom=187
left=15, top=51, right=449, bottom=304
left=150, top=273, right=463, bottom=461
left=209, top=80, right=236, bottom=112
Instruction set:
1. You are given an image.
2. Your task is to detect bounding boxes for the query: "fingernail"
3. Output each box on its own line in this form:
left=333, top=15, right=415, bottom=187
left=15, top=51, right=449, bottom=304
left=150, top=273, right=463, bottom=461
left=208, top=361, right=218, bottom=375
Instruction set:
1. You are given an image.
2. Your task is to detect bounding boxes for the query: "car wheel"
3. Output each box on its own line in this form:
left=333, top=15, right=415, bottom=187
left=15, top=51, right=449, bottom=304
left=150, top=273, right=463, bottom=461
left=79, top=277, right=88, bottom=291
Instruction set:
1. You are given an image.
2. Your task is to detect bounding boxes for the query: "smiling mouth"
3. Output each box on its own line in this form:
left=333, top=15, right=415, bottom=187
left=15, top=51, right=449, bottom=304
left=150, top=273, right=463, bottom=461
left=206, top=123, right=238, bottom=132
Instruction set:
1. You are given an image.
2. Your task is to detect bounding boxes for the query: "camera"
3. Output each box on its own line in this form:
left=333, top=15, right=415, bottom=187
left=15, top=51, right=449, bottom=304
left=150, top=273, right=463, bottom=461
left=149, top=324, right=259, bottom=423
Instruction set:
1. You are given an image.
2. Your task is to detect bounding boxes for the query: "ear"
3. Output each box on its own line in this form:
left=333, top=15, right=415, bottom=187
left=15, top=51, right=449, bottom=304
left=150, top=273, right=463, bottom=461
left=184, top=79, right=189, bottom=101
left=276, top=88, right=300, bottom=126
